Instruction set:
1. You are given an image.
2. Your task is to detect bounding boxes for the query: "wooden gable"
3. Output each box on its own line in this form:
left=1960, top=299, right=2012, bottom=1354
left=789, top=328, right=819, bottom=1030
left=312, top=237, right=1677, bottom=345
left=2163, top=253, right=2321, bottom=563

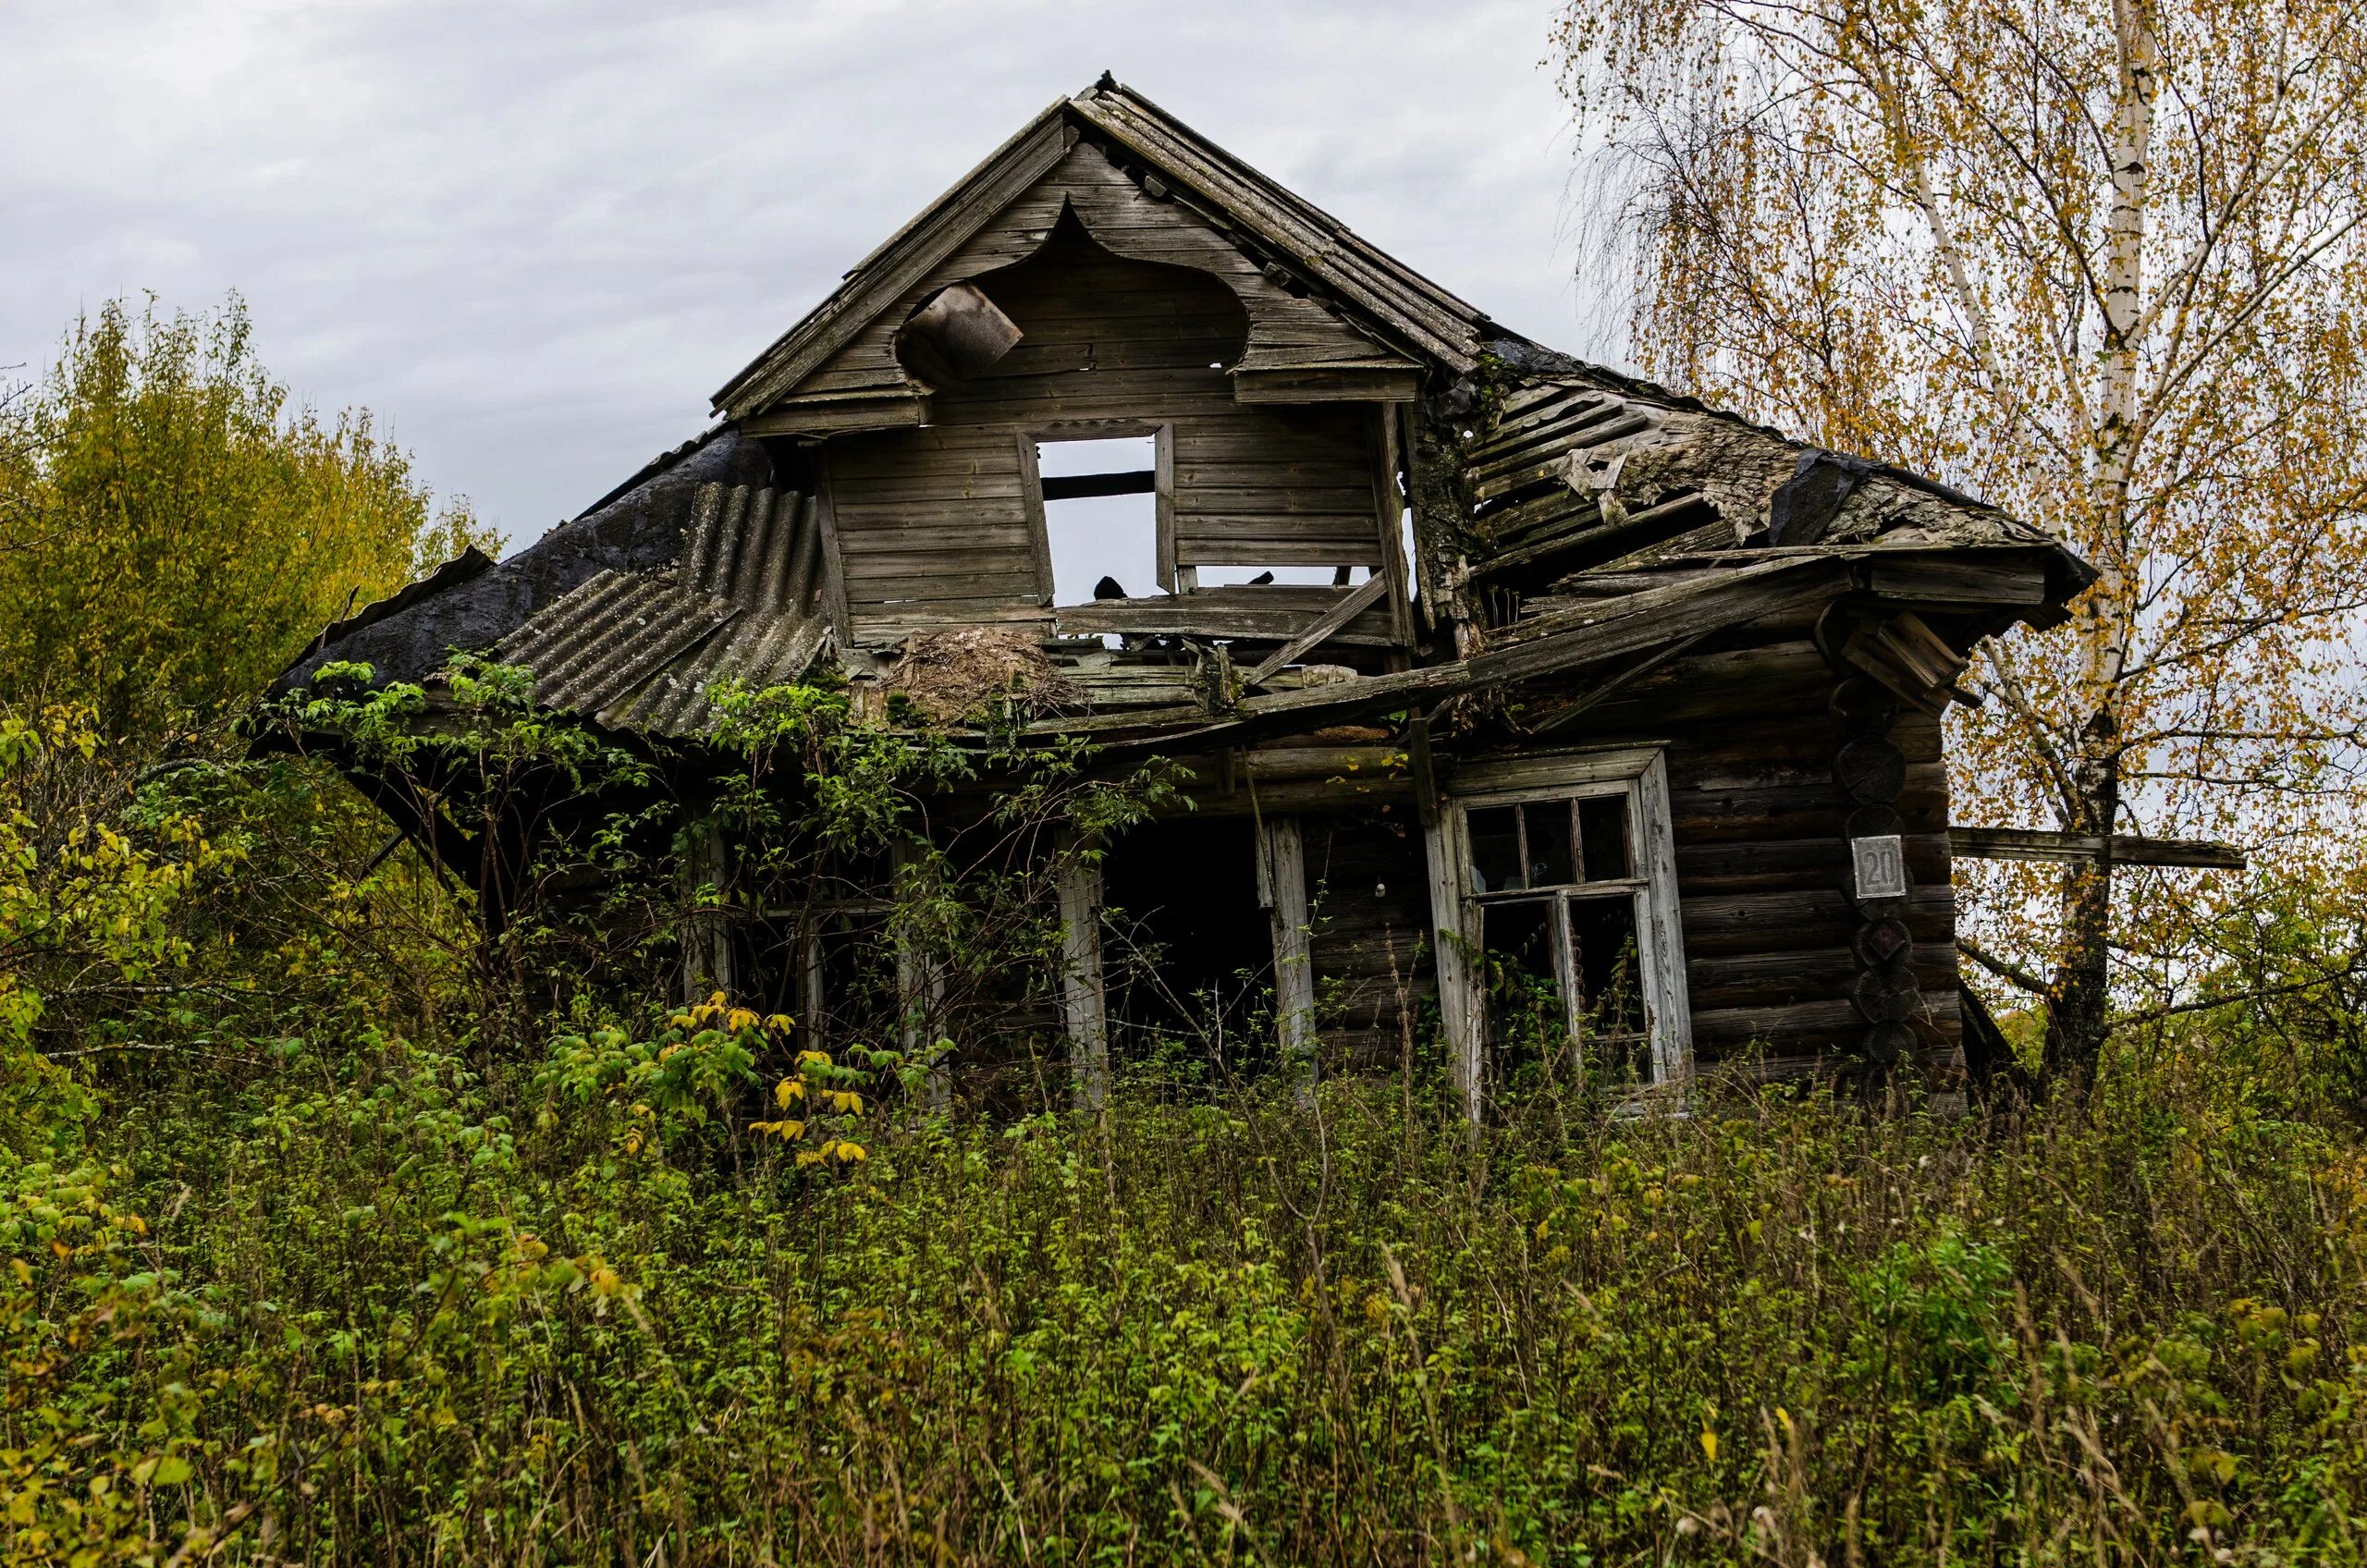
left=734, top=132, right=1425, bottom=435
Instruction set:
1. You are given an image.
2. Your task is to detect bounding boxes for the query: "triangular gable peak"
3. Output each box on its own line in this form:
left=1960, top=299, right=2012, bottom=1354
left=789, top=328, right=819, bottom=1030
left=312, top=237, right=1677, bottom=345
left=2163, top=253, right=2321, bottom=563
left=715, top=80, right=1492, bottom=434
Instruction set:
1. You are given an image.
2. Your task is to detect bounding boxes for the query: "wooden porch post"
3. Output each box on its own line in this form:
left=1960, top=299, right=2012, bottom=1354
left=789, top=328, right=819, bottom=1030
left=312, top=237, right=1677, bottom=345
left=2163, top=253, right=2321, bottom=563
left=1054, top=836, right=1110, bottom=1111
left=679, top=819, right=735, bottom=1004
left=1258, top=816, right=1318, bottom=1090
left=891, top=837, right=949, bottom=1110
left=1421, top=810, right=1483, bottom=1124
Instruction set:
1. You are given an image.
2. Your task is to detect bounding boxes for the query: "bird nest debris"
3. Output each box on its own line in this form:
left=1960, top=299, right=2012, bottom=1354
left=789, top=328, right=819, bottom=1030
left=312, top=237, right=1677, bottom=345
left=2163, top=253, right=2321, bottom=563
left=883, top=628, right=1081, bottom=725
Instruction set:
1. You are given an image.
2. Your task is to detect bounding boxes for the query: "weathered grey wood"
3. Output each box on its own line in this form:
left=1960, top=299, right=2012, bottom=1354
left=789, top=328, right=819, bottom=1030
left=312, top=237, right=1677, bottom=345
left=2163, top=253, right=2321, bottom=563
left=1422, top=809, right=1482, bottom=1122
left=1260, top=815, right=1318, bottom=1084
left=678, top=820, right=734, bottom=1005
left=719, top=105, right=1077, bottom=415
left=1473, top=493, right=1720, bottom=581
left=1233, top=365, right=1423, bottom=402
left=1631, top=751, right=1695, bottom=1084
left=1034, top=559, right=1853, bottom=749
left=1531, top=633, right=1711, bottom=736
left=1239, top=744, right=1406, bottom=780
left=809, top=459, right=853, bottom=645
left=1242, top=573, right=1390, bottom=687
left=1054, top=586, right=1394, bottom=643
left=1055, top=842, right=1110, bottom=1110
left=1948, top=826, right=2246, bottom=870
left=1868, top=557, right=2048, bottom=606
left=1153, top=423, right=1178, bottom=593
left=1369, top=405, right=1415, bottom=646
left=1014, top=432, right=1056, bottom=606
left=740, top=392, right=933, bottom=436
left=1467, top=412, right=1653, bottom=503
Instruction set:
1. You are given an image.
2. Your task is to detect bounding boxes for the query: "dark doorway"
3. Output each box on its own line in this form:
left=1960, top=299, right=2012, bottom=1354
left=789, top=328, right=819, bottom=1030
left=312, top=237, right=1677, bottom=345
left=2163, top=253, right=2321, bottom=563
left=1097, top=816, right=1272, bottom=1084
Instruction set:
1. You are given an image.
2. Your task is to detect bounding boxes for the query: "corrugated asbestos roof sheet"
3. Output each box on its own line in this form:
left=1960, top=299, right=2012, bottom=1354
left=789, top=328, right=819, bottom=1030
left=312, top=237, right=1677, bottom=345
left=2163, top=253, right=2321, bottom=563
left=495, top=482, right=833, bottom=738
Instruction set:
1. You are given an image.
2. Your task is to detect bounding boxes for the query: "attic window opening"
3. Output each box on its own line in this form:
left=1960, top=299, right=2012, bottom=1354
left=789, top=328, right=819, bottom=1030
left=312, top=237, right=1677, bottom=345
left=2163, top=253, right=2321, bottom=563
left=1196, top=564, right=1371, bottom=587
left=1036, top=434, right=1163, bottom=610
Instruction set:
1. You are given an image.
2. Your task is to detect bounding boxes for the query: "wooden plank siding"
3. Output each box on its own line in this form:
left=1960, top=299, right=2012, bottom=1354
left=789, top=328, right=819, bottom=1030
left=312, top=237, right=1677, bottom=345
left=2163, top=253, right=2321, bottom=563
left=824, top=201, right=1399, bottom=642
left=772, top=139, right=1414, bottom=410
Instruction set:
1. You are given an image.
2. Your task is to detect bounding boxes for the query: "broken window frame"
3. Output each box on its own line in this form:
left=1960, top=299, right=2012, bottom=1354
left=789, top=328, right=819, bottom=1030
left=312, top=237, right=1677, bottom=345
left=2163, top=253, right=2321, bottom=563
left=1021, top=421, right=1177, bottom=604
left=1436, top=745, right=1693, bottom=1096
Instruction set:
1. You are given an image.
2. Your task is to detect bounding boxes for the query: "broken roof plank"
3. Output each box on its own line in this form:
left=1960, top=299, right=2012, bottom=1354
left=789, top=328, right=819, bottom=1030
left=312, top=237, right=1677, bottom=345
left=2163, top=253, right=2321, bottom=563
left=1949, top=827, right=2246, bottom=870
left=1241, top=572, right=1390, bottom=687
left=1034, top=557, right=1851, bottom=750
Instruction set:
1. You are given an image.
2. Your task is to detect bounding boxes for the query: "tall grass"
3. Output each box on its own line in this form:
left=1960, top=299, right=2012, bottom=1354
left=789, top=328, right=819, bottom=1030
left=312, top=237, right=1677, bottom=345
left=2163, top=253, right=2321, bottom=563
left=7, top=1026, right=2365, bottom=1566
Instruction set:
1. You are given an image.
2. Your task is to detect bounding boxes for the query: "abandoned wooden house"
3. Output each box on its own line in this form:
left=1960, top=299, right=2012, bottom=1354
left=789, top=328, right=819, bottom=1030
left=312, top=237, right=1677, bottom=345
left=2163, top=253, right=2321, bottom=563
left=272, top=76, right=2154, bottom=1115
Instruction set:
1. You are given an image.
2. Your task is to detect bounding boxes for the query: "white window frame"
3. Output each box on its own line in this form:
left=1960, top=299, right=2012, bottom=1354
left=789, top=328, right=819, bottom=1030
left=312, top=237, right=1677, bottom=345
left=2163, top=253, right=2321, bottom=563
left=1427, top=745, right=1692, bottom=1113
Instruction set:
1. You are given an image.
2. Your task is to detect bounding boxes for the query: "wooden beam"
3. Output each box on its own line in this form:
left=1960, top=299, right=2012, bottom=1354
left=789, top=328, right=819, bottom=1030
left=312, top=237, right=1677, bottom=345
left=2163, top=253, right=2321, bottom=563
left=1421, top=809, right=1482, bottom=1124
left=1041, top=557, right=1851, bottom=751
left=1949, top=827, right=2246, bottom=870
left=1241, top=573, right=1391, bottom=688
left=1530, top=632, right=1711, bottom=736
left=1055, top=842, right=1109, bottom=1112
left=1369, top=404, right=1415, bottom=650
left=1260, top=815, right=1318, bottom=1088
left=1053, top=584, right=1394, bottom=643
left=678, top=820, right=734, bottom=1005
left=1867, top=557, right=2048, bottom=606
left=1154, top=423, right=1178, bottom=594
left=1232, top=365, right=1424, bottom=403
left=739, top=392, right=932, bottom=437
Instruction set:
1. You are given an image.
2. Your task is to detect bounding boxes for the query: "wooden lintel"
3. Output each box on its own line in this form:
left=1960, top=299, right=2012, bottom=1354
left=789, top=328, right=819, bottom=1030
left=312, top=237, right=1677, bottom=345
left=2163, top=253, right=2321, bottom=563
left=1949, top=827, right=2245, bottom=871
left=1233, top=365, right=1424, bottom=403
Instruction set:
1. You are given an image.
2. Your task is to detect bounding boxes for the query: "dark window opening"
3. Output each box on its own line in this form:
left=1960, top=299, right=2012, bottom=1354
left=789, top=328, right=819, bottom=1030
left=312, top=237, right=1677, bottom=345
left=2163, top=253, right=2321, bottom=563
left=1194, top=563, right=1371, bottom=587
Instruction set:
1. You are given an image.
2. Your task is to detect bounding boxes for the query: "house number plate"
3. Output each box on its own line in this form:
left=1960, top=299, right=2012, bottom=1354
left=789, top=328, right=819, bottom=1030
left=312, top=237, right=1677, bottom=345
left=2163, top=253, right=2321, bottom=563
left=1851, top=834, right=1908, bottom=900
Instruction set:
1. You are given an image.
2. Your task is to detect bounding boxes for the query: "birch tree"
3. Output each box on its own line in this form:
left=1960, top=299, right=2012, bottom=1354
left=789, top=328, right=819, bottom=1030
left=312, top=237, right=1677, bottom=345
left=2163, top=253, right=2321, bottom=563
left=1554, top=0, right=2367, bottom=1092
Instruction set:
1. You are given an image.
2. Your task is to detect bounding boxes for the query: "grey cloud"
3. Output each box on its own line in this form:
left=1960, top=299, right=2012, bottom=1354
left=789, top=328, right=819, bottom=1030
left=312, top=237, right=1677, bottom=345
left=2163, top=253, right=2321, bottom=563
left=2, top=0, right=1620, bottom=546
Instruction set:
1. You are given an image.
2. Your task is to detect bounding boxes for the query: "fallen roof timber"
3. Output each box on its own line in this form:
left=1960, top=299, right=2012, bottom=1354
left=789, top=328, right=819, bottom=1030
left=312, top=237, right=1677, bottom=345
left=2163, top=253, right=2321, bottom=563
left=1029, top=556, right=1851, bottom=753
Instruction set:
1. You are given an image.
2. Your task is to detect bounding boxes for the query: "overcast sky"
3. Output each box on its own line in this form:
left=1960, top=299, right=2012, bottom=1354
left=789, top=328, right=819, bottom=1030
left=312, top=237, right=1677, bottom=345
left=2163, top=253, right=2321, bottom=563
left=3, top=0, right=1620, bottom=551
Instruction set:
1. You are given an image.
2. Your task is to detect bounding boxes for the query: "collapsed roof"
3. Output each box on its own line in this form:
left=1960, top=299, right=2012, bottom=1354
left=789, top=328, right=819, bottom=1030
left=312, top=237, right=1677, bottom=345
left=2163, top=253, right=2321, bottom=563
left=272, top=76, right=2091, bottom=745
